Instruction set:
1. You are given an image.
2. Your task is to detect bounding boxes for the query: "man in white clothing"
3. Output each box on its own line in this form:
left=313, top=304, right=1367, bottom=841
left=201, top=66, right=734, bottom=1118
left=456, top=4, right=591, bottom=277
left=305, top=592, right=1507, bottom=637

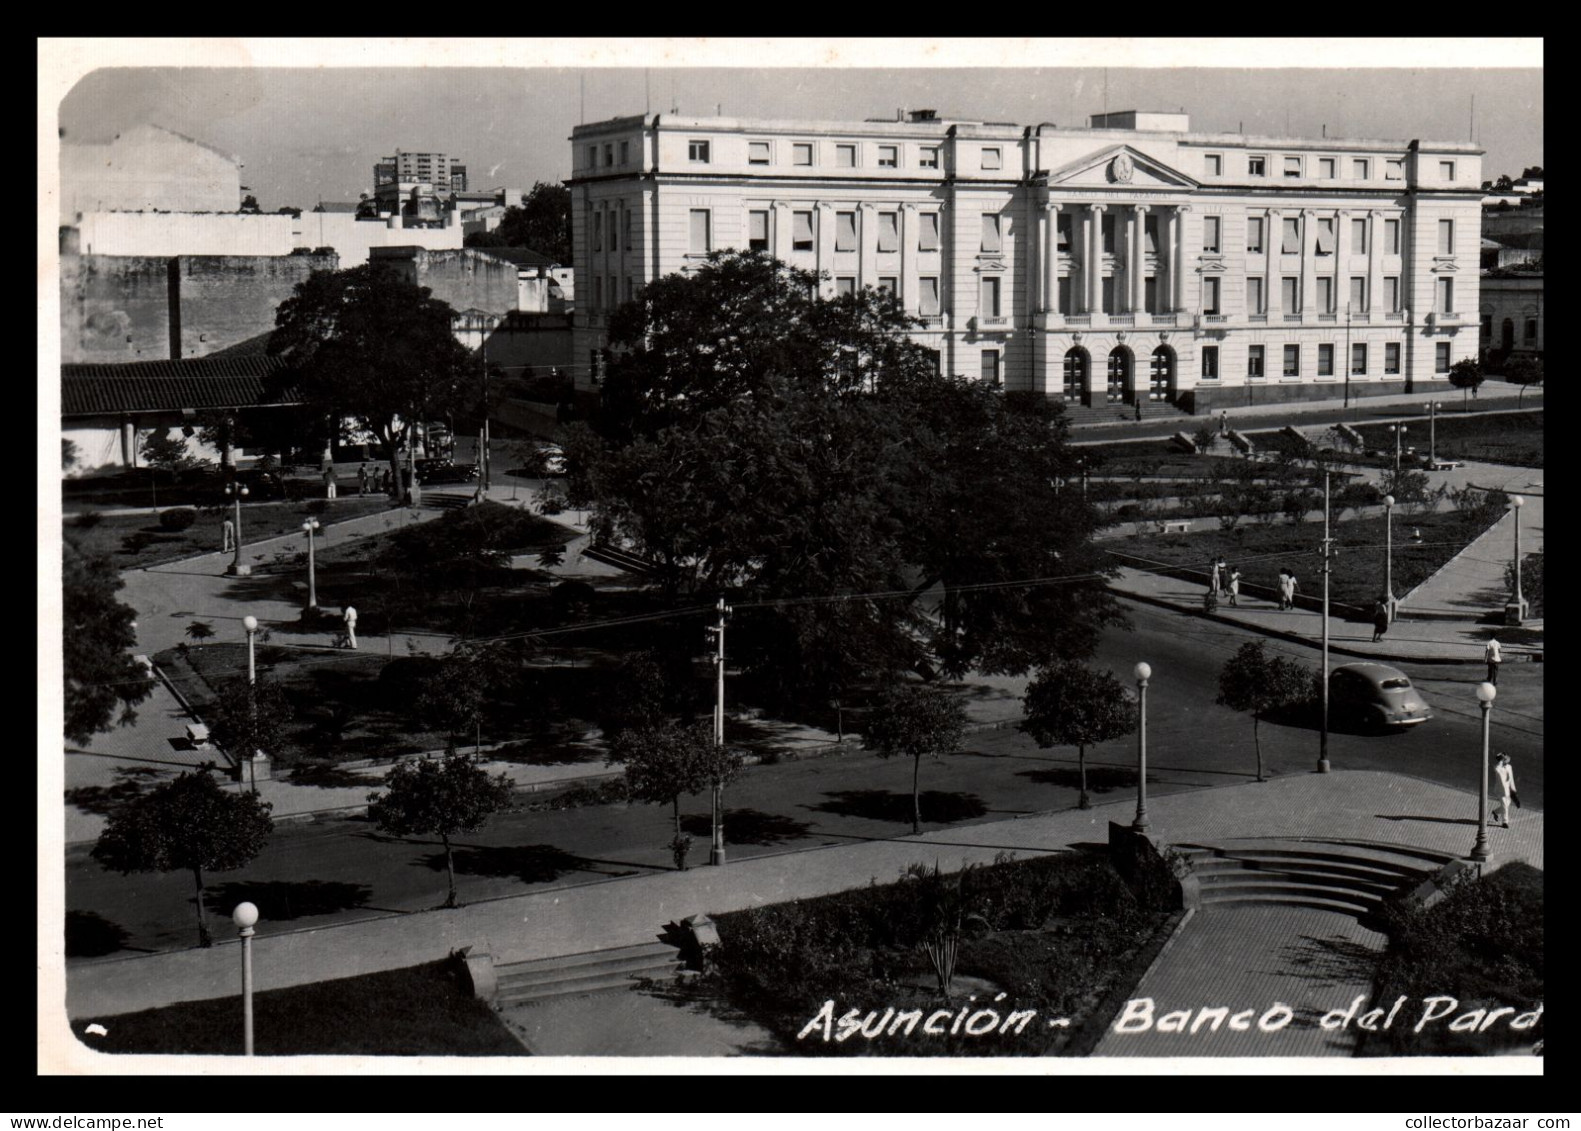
left=1492, top=752, right=1517, bottom=828
left=1485, top=637, right=1503, bottom=686
left=343, top=604, right=358, bottom=649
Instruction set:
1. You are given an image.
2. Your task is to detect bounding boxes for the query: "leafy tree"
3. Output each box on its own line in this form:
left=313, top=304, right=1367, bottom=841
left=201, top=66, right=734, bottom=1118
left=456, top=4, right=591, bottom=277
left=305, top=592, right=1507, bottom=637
left=62, top=543, right=153, bottom=745
left=269, top=263, right=474, bottom=506
left=1216, top=641, right=1314, bottom=782
left=1503, top=355, right=1543, bottom=407
left=1447, top=357, right=1485, bottom=410
left=184, top=620, right=215, bottom=643
left=461, top=183, right=572, bottom=263
left=1021, top=663, right=1136, bottom=809
left=607, top=720, right=715, bottom=869
left=239, top=194, right=261, bottom=214
left=92, top=767, right=274, bottom=946
left=1521, top=166, right=1543, bottom=179
left=366, top=747, right=513, bottom=908
left=206, top=675, right=293, bottom=765
left=140, top=428, right=197, bottom=477
left=410, top=644, right=505, bottom=750
left=1381, top=467, right=1432, bottom=513
left=62, top=438, right=79, bottom=470
left=861, top=683, right=968, bottom=834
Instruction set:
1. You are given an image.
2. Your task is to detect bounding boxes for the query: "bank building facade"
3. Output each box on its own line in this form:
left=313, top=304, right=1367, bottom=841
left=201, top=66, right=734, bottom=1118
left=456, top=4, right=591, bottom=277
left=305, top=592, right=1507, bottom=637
left=570, top=109, right=1481, bottom=415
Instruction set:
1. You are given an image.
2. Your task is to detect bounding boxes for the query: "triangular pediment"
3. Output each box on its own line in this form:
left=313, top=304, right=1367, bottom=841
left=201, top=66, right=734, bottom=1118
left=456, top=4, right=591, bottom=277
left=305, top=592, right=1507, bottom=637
left=1045, top=145, right=1198, bottom=191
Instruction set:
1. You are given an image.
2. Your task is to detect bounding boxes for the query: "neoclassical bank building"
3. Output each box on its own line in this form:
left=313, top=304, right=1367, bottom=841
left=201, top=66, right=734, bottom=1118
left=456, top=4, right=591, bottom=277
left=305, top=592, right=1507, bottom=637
left=570, top=109, right=1481, bottom=415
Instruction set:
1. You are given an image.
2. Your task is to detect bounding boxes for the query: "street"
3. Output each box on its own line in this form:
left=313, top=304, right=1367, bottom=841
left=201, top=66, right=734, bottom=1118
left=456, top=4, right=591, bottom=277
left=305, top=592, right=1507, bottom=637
left=64, top=602, right=1542, bottom=959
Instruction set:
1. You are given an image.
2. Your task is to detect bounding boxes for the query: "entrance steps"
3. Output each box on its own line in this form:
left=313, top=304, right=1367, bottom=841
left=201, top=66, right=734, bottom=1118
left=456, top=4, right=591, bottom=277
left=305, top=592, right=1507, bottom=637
left=419, top=491, right=474, bottom=511
left=582, top=543, right=659, bottom=575
left=1062, top=400, right=1196, bottom=428
left=494, top=940, right=691, bottom=1007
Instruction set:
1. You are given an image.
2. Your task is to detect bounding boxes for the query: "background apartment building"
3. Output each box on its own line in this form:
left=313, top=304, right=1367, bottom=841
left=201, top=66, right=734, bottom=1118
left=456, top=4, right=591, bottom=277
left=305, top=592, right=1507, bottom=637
left=569, top=110, right=1482, bottom=412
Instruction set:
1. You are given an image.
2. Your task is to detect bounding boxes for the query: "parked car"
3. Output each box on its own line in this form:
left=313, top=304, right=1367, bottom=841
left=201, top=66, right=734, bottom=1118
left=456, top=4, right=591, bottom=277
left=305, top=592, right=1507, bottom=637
left=414, top=459, right=479, bottom=486
left=1328, top=662, right=1433, bottom=729
left=423, top=422, right=453, bottom=455
left=535, top=443, right=567, bottom=476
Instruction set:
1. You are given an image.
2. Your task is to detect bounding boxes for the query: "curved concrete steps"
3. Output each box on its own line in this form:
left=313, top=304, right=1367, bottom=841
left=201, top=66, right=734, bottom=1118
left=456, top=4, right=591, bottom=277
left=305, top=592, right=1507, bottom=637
left=495, top=940, right=689, bottom=1008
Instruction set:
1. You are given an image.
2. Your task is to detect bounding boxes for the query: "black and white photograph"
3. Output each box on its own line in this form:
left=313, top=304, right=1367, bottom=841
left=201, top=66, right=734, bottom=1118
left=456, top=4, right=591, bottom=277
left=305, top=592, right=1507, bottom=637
left=40, top=38, right=1544, bottom=1077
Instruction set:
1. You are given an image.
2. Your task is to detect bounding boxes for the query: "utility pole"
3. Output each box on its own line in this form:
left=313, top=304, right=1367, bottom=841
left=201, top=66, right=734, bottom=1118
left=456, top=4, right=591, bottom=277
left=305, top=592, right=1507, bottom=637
left=1344, top=304, right=1352, bottom=409
left=1318, top=471, right=1334, bottom=773
left=706, top=598, right=731, bottom=866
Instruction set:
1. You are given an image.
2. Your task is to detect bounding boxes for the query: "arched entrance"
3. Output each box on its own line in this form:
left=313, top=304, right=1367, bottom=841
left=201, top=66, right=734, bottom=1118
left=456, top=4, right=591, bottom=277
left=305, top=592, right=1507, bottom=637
left=1148, top=346, right=1175, bottom=402
left=1062, top=348, right=1089, bottom=404
left=1107, top=347, right=1132, bottom=404
left=1502, top=319, right=1516, bottom=352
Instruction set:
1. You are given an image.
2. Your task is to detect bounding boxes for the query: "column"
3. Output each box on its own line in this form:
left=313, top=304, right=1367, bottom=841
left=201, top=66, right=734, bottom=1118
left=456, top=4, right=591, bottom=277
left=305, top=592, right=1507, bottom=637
left=1043, top=202, right=1060, bottom=313
left=900, top=203, right=917, bottom=312
left=1088, top=204, right=1107, bottom=313
left=1131, top=205, right=1149, bottom=314
left=1163, top=207, right=1178, bottom=312
left=772, top=201, right=791, bottom=262
left=1368, top=209, right=1385, bottom=316
left=858, top=203, right=878, bottom=290
left=1266, top=209, right=1282, bottom=316
left=1300, top=209, right=1319, bottom=320
left=815, top=202, right=835, bottom=294
left=1172, top=204, right=1191, bottom=313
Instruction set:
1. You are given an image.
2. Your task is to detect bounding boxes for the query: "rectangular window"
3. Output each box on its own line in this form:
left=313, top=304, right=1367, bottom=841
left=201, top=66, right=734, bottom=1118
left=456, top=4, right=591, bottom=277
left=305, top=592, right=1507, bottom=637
left=835, top=276, right=856, bottom=297
left=748, top=210, right=769, bottom=252
left=980, top=276, right=1001, bottom=318
left=981, top=349, right=1001, bottom=385
left=919, top=146, right=940, bottom=169
left=877, top=145, right=897, bottom=168
left=1317, top=276, right=1334, bottom=313
left=920, top=276, right=940, bottom=316
left=1203, top=215, right=1221, bottom=253
left=1351, top=218, right=1367, bottom=254
left=981, top=214, right=1002, bottom=253
left=919, top=212, right=940, bottom=252
left=689, top=140, right=710, bottom=163
left=1385, top=276, right=1400, bottom=312
left=1385, top=218, right=1400, bottom=254
left=877, top=211, right=899, bottom=253
left=1282, top=216, right=1301, bottom=254
left=1351, top=343, right=1368, bottom=375
left=793, top=210, right=815, bottom=252
left=1101, top=275, right=1115, bottom=313
left=603, top=144, right=613, bottom=167
left=981, top=147, right=1002, bottom=170
left=1283, top=345, right=1300, bottom=377
left=1144, top=275, right=1157, bottom=314
left=1247, top=216, right=1264, bottom=253
left=1386, top=159, right=1404, bottom=181
left=1247, top=345, right=1265, bottom=378
left=1102, top=213, right=1115, bottom=254
left=877, top=276, right=897, bottom=295
left=592, top=209, right=602, bottom=252
left=1435, top=342, right=1451, bottom=373
left=1481, top=313, right=1494, bottom=339
left=1282, top=276, right=1301, bottom=313
left=1385, top=342, right=1401, bottom=373
left=1319, top=157, right=1336, bottom=179
left=1349, top=276, right=1367, bottom=313
left=1247, top=276, right=1264, bottom=314
left=1318, top=343, right=1334, bottom=376
left=1202, top=276, right=1220, bottom=315
left=1316, top=217, right=1335, bottom=256
left=835, top=144, right=856, bottom=168
left=792, top=143, right=813, bottom=166
left=609, top=208, right=619, bottom=253
left=835, top=211, right=858, bottom=253
left=586, top=145, right=596, bottom=167
left=593, top=276, right=602, bottom=308
left=620, top=140, right=629, bottom=165
left=1526, top=318, right=1538, bottom=342
left=1249, top=155, right=1266, bottom=176
left=1352, top=158, right=1369, bottom=179
left=748, top=141, right=771, bottom=165
left=1057, top=213, right=1072, bottom=252
left=625, top=276, right=634, bottom=302
left=1201, top=345, right=1219, bottom=379
left=624, top=208, right=633, bottom=248
left=1440, top=160, right=1455, bottom=181
left=1284, top=155, right=1302, bottom=177
left=1437, top=277, right=1454, bottom=314
left=1057, top=275, right=1073, bottom=316
left=688, top=209, right=711, bottom=254
left=1145, top=214, right=1160, bottom=254
left=1437, top=219, right=1454, bottom=255
left=1205, top=154, right=1222, bottom=176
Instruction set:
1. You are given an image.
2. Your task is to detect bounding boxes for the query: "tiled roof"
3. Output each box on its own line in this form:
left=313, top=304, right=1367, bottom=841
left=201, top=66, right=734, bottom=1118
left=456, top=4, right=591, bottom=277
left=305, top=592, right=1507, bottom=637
left=61, top=357, right=298, bottom=416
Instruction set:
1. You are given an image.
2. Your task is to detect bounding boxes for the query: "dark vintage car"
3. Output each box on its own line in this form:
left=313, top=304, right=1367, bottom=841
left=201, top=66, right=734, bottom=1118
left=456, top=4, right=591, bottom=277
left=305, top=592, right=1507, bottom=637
left=1329, top=662, right=1433, bottom=729
left=414, top=459, right=480, bottom=486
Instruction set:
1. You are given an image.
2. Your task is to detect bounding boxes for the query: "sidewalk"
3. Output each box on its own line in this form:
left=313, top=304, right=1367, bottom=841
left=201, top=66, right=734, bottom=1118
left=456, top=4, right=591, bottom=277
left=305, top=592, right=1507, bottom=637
left=60, top=769, right=1541, bottom=1022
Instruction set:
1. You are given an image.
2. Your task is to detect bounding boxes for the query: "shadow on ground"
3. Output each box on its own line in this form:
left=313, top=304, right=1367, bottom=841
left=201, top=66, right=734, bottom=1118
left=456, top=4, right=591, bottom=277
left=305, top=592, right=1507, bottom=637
left=807, top=789, right=988, bottom=826
left=1269, top=933, right=1384, bottom=988
left=204, top=879, right=374, bottom=921
left=65, top=910, right=133, bottom=958
left=420, top=843, right=643, bottom=884
left=680, top=808, right=813, bottom=846
left=64, top=766, right=165, bottom=815
left=1016, top=766, right=1154, bottom=793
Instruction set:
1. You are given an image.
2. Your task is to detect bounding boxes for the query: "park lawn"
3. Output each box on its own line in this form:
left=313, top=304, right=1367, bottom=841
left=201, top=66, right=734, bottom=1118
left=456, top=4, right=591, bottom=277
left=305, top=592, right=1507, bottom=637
left=1353, top=410, right=1543, bottom=469
left=69, top=960, right=525, bottom=1056
left=61, top=496, right=395, bottom=568
left=1075, top=441, right=1257, bottom=479
left=1109, top=504, right=1505, bottom=612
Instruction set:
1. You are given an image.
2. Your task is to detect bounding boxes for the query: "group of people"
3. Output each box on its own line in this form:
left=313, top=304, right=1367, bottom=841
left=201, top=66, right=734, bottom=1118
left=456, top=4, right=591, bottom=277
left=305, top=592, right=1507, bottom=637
left=355, top=464, right=393, bottom=497
left=1207, top=557, right=1243, bottom=607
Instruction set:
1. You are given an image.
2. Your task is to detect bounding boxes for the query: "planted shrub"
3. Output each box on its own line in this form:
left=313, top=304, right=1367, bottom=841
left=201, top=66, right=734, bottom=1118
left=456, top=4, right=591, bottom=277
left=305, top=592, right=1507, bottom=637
left=158, top=508, right=198, bottom=532
left=73, top=510, right=104, bottom=530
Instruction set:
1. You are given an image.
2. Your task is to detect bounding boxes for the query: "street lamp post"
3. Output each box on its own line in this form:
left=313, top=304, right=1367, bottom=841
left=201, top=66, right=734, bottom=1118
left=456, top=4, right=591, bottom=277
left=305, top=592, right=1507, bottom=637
left=1426, top=401, right=1443, bottom=464
left=301, top=519, right=321, bottom=613
left=1507, top=495, right=1527, bottom=624
left=1132, top=662, right=1151, bottom=830
left=224, top=484, right=251, bottom=577
left=1388, top=423, right=1408, bottom=472
left=243, top=615, right=258, bottom=686
left=1383, top=494, right=1396, bottom=623
left=242, top=615, right=259, bottom=793
left=1470, top=682, right=1496, bottom=861
left=232, top=901, right=259, bottom=1056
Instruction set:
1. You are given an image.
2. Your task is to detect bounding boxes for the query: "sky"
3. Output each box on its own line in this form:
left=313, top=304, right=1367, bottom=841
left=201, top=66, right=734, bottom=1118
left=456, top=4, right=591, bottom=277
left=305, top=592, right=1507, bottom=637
left=49, top=40, right=1543, bottom=213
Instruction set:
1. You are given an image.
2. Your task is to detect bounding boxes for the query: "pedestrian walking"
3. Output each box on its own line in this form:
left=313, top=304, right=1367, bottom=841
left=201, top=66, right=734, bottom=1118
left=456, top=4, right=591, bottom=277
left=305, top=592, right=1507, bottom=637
left=1485, top=637, right=1503, bottom=686
left=1372, top=597, right=1390, bottom=642
left=357, top=464, right=369, bottom=496
left=342, top=604, right=358, bottom=650
left=323, top=465, right=338, bottom=500
left=1227, top=567, right=1241, bottom=607
left=1219, top=410, right=1228, bottom=436
left=381, top=467, right=392, bottom=496
left=1210, top=557, right=1222, bottom=596
left=1492, top=752, right=1518, bottom=828
left=1216, top=556, right=1230, bottom=597
left=1286, top=569, right=1300, bottom=610
left=222, top=517, right=236, bottom=553
left=1277, top=569, right=1293, bottom=610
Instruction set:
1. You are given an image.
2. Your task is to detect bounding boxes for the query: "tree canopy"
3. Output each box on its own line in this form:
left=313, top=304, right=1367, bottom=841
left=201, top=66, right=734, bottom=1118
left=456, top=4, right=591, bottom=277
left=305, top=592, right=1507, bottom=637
left=206, top=675, right=293, bottom=765
left=1447, top=357, right=1485, bottom=409
left=571, top=250, right=1121, bottom=711
left=62, top=542, right=154, bottom=745
left=608, top=720, right=718, bottom=866
left=1503, top=355, right=1543, bottom=406
left=461, top=182, right=572, bottom=264
left=92, top=767, right=274, bottom=946
left=1216, top=641, right=1315, bottom=782
left=862, top=683, right=969, bottom=833
left=1021, top=662, right=1136, bottom=808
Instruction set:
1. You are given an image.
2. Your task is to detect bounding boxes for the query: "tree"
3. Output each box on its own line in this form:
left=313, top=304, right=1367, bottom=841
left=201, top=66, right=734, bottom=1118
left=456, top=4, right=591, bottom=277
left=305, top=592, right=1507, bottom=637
left=1216, top=641, right=1314, bottom=783
left=62, top=543, right=154, bottom=745
left=366, top=747, right=512, bottom=908
left=1521, top=166, right=1543, bottom=179
left=62, top=438, right=79, bottom=471
left=184, top=620, right=215, bottom=643
left=206, top=675, right=293, bottom=765
left=861, top=683, right=968, bottom=834
left=92, top=767, right=274, bottom=946
left=239, top=194, right=261, bottom=214
left=410, top=644, right=504, bottom=751
left=1494, top=174, right=1514, bottom=191
left=607, top=720, right=715, bottom=869
left=1381, top=467, right=1432, bottom=514
left=139, top=428, right=197, bottom=477
left=1503, top=355, right=1543, bottom=407
left=1447, top=357, right=1485, bottom=411
left=1021, top=662, right=1135, bottom=809
left=269, top=263, right=474, bottom=504
left=497, top=183, right=572, bottom=263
